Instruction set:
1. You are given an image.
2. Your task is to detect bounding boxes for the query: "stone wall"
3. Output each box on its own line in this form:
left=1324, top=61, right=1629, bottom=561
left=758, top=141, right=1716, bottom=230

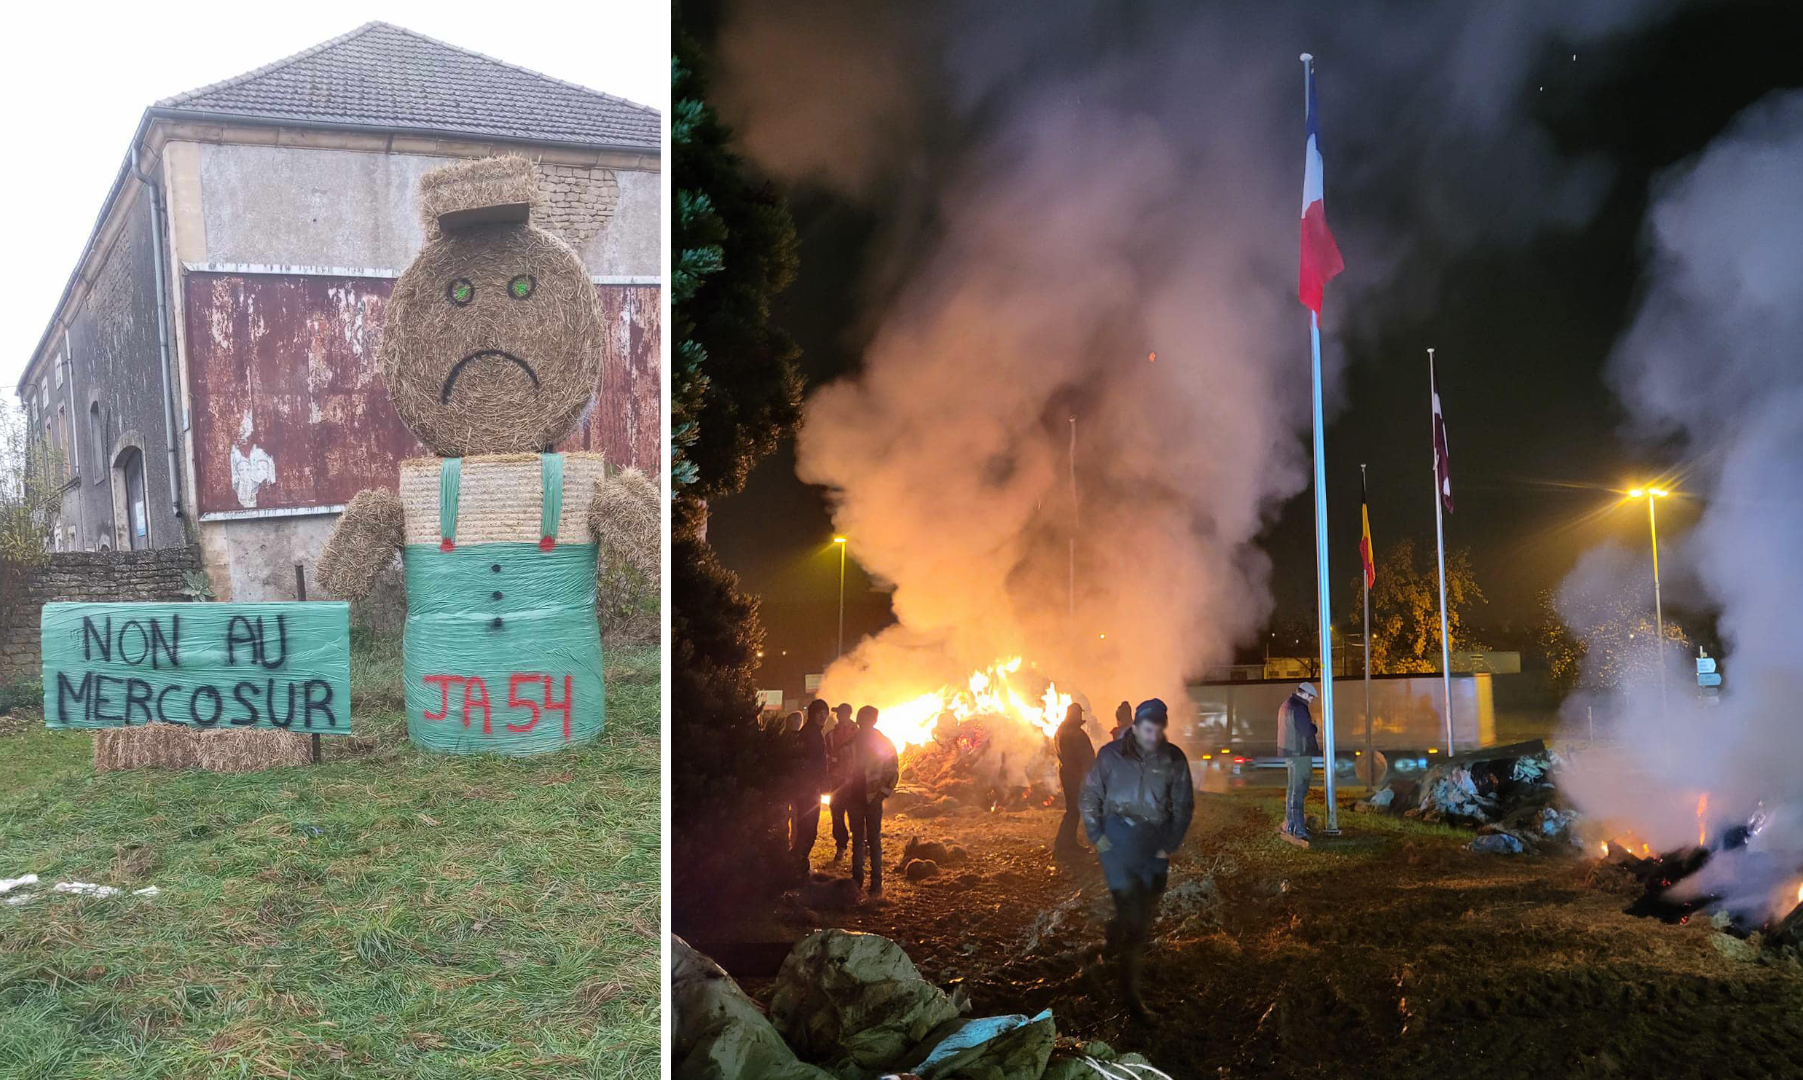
left=537, top=164, right=622, bottom=249
left=0, top=547, right=202, bottom=680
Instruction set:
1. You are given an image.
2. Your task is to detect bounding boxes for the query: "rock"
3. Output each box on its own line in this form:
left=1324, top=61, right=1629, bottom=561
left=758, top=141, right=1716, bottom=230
left=902, top=837, right=951, bottom=866
left=769, top=930, right=960, bottom=1076
left=904, top=859, right=940, bottom=882
left=1467, top=833, right=1525, bottom=855
left=670, top=935, right=834, bottom=1080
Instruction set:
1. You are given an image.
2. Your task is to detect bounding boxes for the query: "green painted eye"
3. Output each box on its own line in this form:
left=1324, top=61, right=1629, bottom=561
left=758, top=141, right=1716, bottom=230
left=447, top=278, right=474, bottom=306
left=508, top=274, right=536, bottom=300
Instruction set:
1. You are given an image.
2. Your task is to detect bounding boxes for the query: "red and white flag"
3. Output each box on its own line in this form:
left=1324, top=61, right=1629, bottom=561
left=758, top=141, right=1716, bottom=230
left=1432, top=366, right=1454, bottom=514
left=1298, top=56, right=1344, bottom=314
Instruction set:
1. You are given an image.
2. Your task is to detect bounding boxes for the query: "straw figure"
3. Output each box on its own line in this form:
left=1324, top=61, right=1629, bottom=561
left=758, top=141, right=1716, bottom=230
left=317, top=156, right=656, bottom=755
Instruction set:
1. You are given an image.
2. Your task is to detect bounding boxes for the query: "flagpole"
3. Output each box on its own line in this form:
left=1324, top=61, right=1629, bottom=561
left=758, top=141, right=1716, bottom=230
left=1303, top=53, right=1339, bottom=835
left=1362, top=462, right=1372, bottom=778
left=1430, top=348, right=1455, bottom=755
left=1068, top=415, right=1077, bottom=631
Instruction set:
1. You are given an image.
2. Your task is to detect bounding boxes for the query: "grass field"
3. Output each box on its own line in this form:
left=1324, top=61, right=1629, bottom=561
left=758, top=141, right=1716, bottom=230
left=0, top=644, right=661, bottom=1080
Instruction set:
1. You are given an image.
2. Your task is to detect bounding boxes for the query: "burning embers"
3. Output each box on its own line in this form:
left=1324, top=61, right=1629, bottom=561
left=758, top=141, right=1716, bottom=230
left=870, top=657, right=1072, bottom=752
left=836, top=658, right=1075, bottom=814
left=1600, top=800, right=1803, bottom=944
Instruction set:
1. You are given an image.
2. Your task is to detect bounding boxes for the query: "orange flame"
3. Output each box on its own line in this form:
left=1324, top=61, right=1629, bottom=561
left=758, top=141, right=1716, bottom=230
left=1696, top=793, right=1709, bottom=847
left=872, top=657, right=1071, bottom=752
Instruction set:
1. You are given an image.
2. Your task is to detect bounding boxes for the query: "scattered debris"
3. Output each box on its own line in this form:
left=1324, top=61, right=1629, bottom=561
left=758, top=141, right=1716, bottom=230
left=903, top=859, right=940, bottom=882
left=908, top=1008, right=1055, bottom=1078
left=670, top=935, right=833, bottom=1080
left=675, top=930, right=1176, bottom=1080
left=53, top=881, right=120, bottom=898
left=769, top=930, right=961, bottom=1076
left=0, top=874, right=161, bottom=907
left=1468, top=833, right=1525, bottom=856
left=899, top=836, right=971, bottom=869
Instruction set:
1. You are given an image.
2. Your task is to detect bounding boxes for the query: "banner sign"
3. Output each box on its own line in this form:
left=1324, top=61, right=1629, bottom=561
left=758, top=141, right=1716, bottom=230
left=42, top=603, right=351, bottom=734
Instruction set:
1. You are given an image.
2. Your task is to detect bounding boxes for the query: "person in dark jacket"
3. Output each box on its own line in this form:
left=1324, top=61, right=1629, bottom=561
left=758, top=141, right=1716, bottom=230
left=1054, top=702, right=1096, bottom=856
left=1278, top=682, right=1321, bottom=840
left=826, top=702, right=857, bottom=860
left=846, top=706, right=900, bottom=896
left=1111, top=700, right=1132, bottom=741
left=790, top=699, right=831, bottom=875
left=1080, top=698, right=1195, bottom=1022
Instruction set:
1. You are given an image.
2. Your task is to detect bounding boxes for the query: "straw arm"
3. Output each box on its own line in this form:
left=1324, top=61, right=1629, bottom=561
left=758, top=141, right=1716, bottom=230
left=316, top=488, right=405, bottom=598
left=586, top=466, right=659, bottom=589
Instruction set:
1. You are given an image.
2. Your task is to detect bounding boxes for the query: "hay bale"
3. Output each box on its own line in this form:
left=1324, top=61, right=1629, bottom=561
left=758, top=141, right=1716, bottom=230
left=382, top=158, right=603, bottom=458
left=419, top=155, right=542, bottom=234
left=398, top=454, right=607, bottom=545
left=92, top=726, right=311, bottom=773
left=316, top=488, right=403, bottom=598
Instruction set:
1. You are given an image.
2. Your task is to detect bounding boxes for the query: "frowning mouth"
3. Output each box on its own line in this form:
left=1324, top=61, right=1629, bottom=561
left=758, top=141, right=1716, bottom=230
left=440, top=350, right=539, bottom=403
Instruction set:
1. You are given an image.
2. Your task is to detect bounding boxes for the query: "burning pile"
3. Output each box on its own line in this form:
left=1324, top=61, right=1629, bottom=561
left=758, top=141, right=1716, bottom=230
left=1600, top=803, right=1803, bottom=955
left=843, top=658, right=1077, bottom=814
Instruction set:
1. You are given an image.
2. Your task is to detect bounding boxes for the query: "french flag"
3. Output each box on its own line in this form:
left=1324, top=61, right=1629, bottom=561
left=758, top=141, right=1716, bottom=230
left=1298, top=56, right=1344, bottom=314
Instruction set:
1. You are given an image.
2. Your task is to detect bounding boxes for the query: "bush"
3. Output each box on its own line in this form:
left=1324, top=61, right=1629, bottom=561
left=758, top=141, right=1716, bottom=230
left=0, top=676, right=43, bottom=716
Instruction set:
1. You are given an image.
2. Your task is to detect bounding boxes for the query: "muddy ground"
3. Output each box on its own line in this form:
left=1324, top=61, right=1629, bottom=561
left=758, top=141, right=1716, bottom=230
left=720, top=787, right=1803, bottom=1080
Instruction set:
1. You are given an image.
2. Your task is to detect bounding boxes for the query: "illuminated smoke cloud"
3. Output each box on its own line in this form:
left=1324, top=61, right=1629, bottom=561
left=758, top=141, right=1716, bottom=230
left=715, top=1, right=1681, bottom=725
left=1560, top=91, right=1803, bottom=921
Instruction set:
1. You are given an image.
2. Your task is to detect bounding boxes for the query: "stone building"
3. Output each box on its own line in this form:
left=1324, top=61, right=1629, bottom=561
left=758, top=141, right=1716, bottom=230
left=13, top=22, right=660, bottom=600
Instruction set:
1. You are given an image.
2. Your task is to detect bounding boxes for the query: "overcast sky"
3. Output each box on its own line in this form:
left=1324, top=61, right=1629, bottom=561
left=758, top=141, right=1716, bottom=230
left=1, top=3, right=667, bottom=392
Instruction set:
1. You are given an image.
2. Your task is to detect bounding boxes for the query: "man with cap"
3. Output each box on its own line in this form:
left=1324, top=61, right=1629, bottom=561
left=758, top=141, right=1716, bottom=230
left=1079, top=697, right=1195, bottom=1022
left=1278, top=682, right=1323, bottom=841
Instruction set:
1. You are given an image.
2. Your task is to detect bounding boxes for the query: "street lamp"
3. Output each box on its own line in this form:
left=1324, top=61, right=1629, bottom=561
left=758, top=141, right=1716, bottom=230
left=833, top=537, right=848, bottom=659
left=1627, top=487, right=1669, bottom=701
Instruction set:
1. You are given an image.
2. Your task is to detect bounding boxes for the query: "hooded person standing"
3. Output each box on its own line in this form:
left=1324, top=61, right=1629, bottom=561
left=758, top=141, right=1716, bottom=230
left=789, top=699, right=831, bottom=875
left=1080, top=698, right=1194, bottom=1022
left=847, top=706, right=899, bottom=897
left=1111, top=701, right=1133, bottom=741
left=1054, top=702, right=1096, bottom=857
left=1278, top=682, right=1322, bottom=841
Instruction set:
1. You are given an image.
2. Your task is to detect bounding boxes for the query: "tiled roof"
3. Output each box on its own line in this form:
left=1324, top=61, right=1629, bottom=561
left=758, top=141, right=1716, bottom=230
left=156, top=21, right=660, bottom=152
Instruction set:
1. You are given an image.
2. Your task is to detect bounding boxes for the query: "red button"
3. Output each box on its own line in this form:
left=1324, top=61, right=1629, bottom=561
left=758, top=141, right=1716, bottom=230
left=539, top=536, right=555, bottom=551
left=439, top=538, right=454, bottom=552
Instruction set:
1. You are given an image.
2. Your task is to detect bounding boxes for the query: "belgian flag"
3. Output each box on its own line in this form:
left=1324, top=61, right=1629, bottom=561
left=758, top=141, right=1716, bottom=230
left=1358, top=469, right=1376, bottom=589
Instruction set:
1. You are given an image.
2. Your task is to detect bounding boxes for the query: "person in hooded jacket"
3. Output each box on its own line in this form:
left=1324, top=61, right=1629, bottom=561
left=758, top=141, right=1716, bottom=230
left=1111, top=700, right=1132, bottom=741
left=1278, top=682, right=1322, bottom=840
left=1080, top=698, right=1194, bottom=1022
left=1053, top=702, right=1095, bottom=857
left=789, top=699, right=830, bottom=875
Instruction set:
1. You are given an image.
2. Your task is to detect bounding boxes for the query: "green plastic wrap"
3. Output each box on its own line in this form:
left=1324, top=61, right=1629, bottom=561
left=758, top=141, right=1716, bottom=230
left=401, top=540, right=604, bottom=755
left=41, top=602, right=351, bottom=733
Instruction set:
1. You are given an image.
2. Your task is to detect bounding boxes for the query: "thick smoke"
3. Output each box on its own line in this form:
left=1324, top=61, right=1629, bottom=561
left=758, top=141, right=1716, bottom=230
left=716, top=2, right=1679, bottom=720
left=1561, top=92, right=1803, bottom=921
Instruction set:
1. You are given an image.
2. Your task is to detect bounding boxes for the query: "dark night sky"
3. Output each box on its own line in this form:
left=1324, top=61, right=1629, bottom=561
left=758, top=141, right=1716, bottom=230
left=691, top=0, right=1803, bottom=690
